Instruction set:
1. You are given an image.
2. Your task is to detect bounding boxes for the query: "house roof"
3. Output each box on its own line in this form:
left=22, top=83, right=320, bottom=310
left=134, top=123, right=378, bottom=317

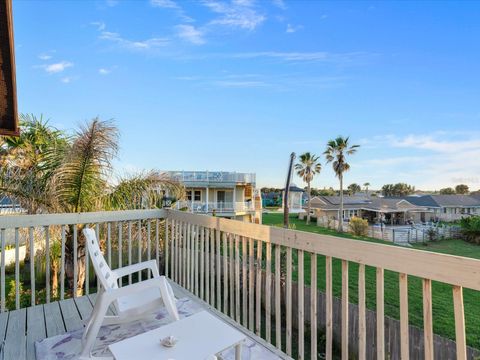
left=308, top=195, right=427, bottom=213
left=0, top=0, right=18, bottom=136
left=283, top=184, right=304, bottom=192
left=405, top=195, right=480, bottom=208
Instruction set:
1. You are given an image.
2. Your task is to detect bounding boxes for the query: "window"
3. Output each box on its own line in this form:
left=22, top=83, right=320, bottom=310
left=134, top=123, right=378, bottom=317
left=186, top=190, right=192, bottom=201
left=194, top=190, right=201, bottom=201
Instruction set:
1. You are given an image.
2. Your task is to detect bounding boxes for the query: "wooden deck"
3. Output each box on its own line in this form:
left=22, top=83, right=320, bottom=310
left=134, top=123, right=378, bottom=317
left=0, top=282, right=289, bottom=360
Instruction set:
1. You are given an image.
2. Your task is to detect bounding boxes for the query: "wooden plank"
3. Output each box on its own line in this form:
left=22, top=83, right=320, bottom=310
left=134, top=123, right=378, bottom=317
left=128, top=221, right=132, bottom=285
left=166, top=210, right=480, bottom=291
left=358, top=264, right=366, bottom=360
left=29, top=227, right=35, bottom=306
left=229, top=234, right=234, bottom=318
left=165, top=219, right=169, bottom=278
left=26, top=305, right=46, bottom=360
left=325, top=256, right=332, bottom=360
left=200, top=226, right=204, bottom=300
left=265, top=241, right=272, bottom=343
left=216, top=229, right=221, bottom=310
left=15, top=228, right=19, bottom=309
left=88, top=294, right=116, bottom=316
left=255, top=239, right=262, bottom=336
left=59, top=298, right=83, bottom=332
left=4, top=308, right=26, bottom=360
left=286, top=246, right=292, bottom=356
left=242, top=236, right=248, bottom=328
left=186, top=223, right=191, bottom=291
left=311, top=253, right=317, bottom=360
left=298, top=250, right=304, bottom=360
left=235, top=235, right=240, bottom=323
left=248, top=237, right=255, bottom=332
left=223, top=232, right=229, bottom=314
left=74, top=295, right=94, bottom=320
left=195, top=224, right=199, bottom=296
left=45, top=226, right=50, bottom=303
left=341, top=260, right=348, bottom=360
left=399, top=273, right=409, bottom=360
left=423, top=278, right=433, bottom=360
left=0, top=209, right=165, bottom=228
left=60, top=225, right=66, bottom=300
left=205, top=227, right=210, bottom=304
left=275, top=244, right=282, bottom=351
left=377, top=267, right=385, bottom=359
left=0, top=311, right=8, bottom=341
left=453, top=285, right=467, bottom=360
left=210, top=228, right=215, bottom=306
left=44, top=301, right=65, bottom=337
left=137, top=220, right=142, bottom=281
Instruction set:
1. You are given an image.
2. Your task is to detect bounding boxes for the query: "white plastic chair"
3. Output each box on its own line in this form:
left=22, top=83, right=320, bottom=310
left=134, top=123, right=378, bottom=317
left=79, top=228, right=179, bottom=360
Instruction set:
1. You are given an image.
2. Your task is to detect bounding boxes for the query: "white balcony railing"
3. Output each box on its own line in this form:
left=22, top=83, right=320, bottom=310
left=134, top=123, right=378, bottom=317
left=164, top=171, right=256, bottom=184
left=175, top=201, right=255, bottom=213
left=1, top=209, right=479, bottom=358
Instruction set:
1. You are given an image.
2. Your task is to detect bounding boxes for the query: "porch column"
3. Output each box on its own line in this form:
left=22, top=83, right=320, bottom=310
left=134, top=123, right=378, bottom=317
left=233, top=186, right=236, bottom=211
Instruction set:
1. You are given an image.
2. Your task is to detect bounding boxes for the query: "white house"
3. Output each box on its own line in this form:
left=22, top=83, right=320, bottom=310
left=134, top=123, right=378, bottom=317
left=165, top=171, right=262, bottom=223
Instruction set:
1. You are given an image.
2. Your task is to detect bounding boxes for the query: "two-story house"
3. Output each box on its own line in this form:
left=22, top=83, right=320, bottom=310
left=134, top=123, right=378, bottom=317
left=165, top=171, right=262, bottom=223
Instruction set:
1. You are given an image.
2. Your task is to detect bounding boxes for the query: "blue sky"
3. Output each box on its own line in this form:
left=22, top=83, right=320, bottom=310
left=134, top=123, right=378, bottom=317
left=13, top=0, right=480, bottom=190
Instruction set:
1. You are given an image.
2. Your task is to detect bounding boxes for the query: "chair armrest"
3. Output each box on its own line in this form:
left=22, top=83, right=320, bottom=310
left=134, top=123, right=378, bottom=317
left=113, top=259, right=160, bottom=279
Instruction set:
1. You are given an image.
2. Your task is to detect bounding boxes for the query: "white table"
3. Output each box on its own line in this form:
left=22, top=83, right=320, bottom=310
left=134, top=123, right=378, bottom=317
left=109, top=311, right=246, bottom=360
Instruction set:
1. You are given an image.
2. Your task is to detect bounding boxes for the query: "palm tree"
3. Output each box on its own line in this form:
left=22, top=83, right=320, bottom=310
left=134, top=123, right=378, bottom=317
left=1, top=117, right=183, bottom=296
left=295, top=152, right=321, bottom=225
left=324, top=136, right=359, bottom=231
left=364, top=182, right=370, bottom=197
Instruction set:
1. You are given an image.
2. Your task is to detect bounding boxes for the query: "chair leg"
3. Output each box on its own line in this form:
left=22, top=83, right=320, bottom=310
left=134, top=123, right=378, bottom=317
left=78, top=294, right=112, bottom=360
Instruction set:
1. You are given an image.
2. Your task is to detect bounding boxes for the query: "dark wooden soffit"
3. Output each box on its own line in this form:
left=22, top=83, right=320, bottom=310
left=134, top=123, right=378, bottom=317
left=0, top=0, right=18, bottom=136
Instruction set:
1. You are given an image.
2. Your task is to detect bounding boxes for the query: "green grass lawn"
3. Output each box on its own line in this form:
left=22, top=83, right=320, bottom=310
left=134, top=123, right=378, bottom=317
left=262, top=213, right=480, bottom=349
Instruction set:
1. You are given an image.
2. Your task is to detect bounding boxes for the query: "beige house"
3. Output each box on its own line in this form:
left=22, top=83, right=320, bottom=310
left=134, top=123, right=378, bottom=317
left=308, top=196, right=429, bottom=225
left=165, top=171, right=262, bottom=223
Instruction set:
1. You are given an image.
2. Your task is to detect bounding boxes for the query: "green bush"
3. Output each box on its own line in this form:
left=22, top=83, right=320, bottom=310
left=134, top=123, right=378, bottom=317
left=349, top=217, right=369, bottom=236
left=460, top=216, right=480, bottom=244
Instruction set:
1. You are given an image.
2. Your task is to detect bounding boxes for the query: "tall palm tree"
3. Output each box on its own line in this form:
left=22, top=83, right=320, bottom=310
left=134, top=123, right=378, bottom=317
left=295, top=152, right=321, bottom=225
left=1, top=117, right=183, bottom=296
left=324, top=136, right=359, bottom=231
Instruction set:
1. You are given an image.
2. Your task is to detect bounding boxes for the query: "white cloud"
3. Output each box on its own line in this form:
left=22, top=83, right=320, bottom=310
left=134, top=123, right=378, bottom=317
left=214, top=80, right=268, bottom=88
left=91, top=21, right=106, bottom=31
left=150, top=0, right=179, bottom=9
left=41, top=61, right=73, bottom=74
left=204, top=0, right=266, bottom=31
left=98, top=68, right=111, bottom=75
left=61, top=76, right=72, bottom=83
left=99, top=30, right=169, bottom=51
left=228, top=51, right=371, bottom=64
left=286, top=23, right=302, bottom=33
left=105, top=0, right=118, bottom=7
left=176, top=25, right=206, bottom=45
left=271, top=0, right=286, bottom=10
left=38, top=53, right=52, bottom=60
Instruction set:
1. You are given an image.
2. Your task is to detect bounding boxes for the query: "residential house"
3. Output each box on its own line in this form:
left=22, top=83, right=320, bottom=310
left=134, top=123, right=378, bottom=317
left=405, top=194, right=480, bottom=221
left=165, top=170, right=262, bottom=223
left=308, top=195, right=429, bottom=225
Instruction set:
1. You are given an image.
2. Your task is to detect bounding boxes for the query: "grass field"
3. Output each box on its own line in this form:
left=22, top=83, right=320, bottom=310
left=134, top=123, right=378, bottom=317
left=262, top=212, right=480, bottom=349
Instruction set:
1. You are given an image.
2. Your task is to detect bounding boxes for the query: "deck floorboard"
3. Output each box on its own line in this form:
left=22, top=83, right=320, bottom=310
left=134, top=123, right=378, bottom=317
left=0, top=287, right=289, bottom=360
left=26, top=305, right=46, bottom=360
left=4, top=308, right=26, bottom=360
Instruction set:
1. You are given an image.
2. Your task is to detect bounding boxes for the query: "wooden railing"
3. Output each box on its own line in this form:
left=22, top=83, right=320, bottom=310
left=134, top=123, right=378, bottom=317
left=165, top=209, right=480, bottom=360
left=1, top=208, right=480, bottom=359
left=0, top=209, right=166, bottom=311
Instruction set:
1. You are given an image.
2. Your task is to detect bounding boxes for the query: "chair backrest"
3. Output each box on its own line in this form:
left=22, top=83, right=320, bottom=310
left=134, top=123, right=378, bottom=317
left=83, top=228, right=118, bottom=290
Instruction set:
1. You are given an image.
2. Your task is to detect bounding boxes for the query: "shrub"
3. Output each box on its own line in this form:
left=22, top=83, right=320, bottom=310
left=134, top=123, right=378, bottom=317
left=349, top=217, right=369, bottom=237
left=426, top=228, right=438, bottom=242
left=460, top=216, right=480, bottom=244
